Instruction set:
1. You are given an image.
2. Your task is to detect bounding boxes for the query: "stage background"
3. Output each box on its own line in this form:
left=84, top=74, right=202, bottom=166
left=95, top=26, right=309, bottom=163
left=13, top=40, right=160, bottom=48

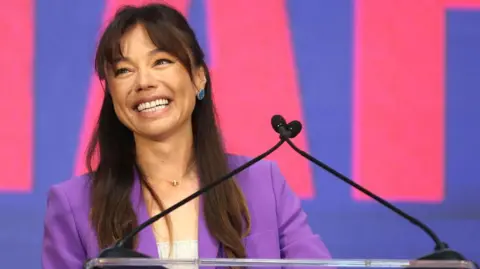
left=1, top=0, right=479, bottom=268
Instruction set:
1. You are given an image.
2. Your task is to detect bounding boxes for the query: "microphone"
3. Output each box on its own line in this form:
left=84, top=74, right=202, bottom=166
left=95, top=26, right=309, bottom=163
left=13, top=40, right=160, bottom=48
left=271, top=115, right=478, bottom=268
left=271, top=114, right=291, bottom=138
left=271, top=115, right=302, bottom=139
left=85, top=121, right=288, bottom=268
left=287, top=120, right=302, bottom=138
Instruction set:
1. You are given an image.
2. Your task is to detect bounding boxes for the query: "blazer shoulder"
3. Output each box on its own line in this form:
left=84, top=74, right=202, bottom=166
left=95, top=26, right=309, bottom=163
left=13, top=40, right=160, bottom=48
left=48, top=174, right=92, bottom=207
left=226, top=154, right=309, bottom=235
left=45, top=173, right=93, bottom=234
left=227, top=153, right=285, bottom=188
left=227, top=154, right=332, bottom=259
left=42, top=174, right=93, bottom=268
left=227, top=154, right=276, bottom=177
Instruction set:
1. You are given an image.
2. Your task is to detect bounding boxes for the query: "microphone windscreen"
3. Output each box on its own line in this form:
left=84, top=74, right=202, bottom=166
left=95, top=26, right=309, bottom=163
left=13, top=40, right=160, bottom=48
left=288, top=120, right=303, bottom=138
left=271, top=115, right=286, bottom=132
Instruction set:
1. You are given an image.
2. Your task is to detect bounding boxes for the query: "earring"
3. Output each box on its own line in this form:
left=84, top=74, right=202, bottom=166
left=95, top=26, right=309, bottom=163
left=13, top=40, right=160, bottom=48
left=197, top=88, right=205, bottom=100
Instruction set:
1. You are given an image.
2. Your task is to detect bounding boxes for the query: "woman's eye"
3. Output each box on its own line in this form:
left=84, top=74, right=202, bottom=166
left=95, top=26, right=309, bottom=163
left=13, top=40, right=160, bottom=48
left=154, top=59, right=173, bottom=66
left=114, top=68, right=130, bottom=77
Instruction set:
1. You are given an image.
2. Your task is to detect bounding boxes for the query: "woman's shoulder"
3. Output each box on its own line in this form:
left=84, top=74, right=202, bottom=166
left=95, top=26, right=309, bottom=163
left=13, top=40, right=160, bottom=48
left=226, top=154, right=278, bottom=177
left=42, top=174, right=98, bottom=264
left=45, top=173, right=93, bottom=227
left=227, top=154, right=332, bottom=259
left=47, top=173, right=92, bottom=204
left=226, top=153, right=289, bottom=212
left=226, top=153, right=285, bottom=188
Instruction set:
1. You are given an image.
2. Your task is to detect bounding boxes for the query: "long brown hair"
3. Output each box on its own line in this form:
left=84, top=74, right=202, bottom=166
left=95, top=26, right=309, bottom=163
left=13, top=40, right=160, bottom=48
left=86, top=3, right=251, bottom=259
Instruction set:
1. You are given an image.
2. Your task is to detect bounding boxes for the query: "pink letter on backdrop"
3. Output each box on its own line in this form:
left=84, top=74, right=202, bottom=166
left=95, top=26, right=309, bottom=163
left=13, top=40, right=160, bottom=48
left=0, top=1, right=33, bottom=192
left=74, top=0, right=191, bottom=175
left=353, top=0, right=480, bottom=202
left=353, top=0, right=445, bottom=202
left=206, top=0, right=314, bottom=198
left=444, top=0, right=480, bottom=8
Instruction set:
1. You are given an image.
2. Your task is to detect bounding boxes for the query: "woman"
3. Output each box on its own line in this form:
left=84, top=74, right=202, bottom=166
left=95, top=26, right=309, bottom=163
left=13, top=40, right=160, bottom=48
left=41, top=3, right=331, bottom=269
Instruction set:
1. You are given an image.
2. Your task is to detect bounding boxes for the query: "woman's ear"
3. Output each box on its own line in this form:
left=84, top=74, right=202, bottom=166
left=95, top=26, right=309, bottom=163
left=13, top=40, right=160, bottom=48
left=194, top=66, right=207, bottom=90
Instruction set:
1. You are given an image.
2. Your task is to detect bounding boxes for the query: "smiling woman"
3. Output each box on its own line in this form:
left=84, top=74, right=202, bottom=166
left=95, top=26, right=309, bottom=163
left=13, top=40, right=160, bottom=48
left=102, top=22, right=205, bottom=141
left=40, top=3, right=331, bottom=269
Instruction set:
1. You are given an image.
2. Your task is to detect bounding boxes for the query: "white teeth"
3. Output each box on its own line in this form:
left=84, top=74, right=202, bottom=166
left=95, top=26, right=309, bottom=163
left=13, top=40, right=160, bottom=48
left=141, top=106, right=167, bottom=113
left=137, top=98, right=169, bottom=112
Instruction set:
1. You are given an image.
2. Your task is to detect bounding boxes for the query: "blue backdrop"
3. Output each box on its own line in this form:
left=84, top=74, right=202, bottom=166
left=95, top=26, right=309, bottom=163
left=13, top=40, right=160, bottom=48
left=0, top=0, right=479, bottom=268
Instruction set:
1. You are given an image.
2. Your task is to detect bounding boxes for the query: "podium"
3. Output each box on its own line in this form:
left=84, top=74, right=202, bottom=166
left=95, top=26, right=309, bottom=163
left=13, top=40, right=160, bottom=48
left=84, top=258, right=476, bottom=269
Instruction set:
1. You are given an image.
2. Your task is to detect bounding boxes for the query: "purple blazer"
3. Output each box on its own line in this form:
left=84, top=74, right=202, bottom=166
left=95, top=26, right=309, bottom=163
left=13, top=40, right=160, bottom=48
left=41, top=155, right=331, bottom=269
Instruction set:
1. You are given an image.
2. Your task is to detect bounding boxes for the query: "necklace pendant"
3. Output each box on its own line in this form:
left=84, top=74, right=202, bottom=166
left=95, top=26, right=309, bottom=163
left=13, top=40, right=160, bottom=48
left=172, top=180, right=179, bottom=187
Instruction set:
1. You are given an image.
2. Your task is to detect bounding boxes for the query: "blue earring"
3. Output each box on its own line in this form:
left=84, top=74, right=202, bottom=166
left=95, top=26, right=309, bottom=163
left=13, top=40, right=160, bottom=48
left=197, top=88, right=205, bottom=100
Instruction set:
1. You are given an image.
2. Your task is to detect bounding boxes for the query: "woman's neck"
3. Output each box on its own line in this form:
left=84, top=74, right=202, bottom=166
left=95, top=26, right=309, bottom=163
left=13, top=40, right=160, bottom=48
left=134, top=128, right=196, bottom=184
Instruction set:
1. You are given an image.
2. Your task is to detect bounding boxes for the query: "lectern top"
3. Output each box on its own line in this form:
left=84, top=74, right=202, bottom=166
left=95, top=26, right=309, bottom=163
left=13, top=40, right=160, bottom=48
left=84, top=258, right=475, bottom=269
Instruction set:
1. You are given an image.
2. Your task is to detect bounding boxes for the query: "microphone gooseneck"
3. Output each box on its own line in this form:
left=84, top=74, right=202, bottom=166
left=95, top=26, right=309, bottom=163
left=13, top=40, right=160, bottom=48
left=276, top=115, right=477, bottom=267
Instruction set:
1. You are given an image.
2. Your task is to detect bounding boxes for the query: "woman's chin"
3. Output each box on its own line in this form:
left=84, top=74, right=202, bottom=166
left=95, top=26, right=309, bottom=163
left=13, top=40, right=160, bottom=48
left=132, top=119, right=180, bottom=141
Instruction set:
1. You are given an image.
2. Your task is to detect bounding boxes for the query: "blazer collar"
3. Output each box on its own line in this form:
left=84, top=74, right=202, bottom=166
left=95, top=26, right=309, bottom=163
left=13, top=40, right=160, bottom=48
left=130, top=174, right=220, bottom=259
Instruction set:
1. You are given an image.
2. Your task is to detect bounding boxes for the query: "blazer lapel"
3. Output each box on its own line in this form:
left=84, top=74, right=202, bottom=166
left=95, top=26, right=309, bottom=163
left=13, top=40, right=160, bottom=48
left=130, top=175, right=159, bottom=258
left=198, top=197, right=220, bottom=259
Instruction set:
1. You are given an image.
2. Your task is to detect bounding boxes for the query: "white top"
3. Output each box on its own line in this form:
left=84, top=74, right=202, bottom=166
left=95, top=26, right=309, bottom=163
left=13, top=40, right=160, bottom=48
left=157, top=240, right=198, bottom=269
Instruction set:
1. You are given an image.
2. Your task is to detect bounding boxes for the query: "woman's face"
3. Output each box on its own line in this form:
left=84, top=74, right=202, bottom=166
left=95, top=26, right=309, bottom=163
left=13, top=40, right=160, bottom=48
left=106, top=24, right=205, bottom=140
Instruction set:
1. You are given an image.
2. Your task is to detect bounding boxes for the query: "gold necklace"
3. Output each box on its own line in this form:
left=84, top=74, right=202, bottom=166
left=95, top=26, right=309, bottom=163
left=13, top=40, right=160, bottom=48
left=144, top=175, right=181, bottom=187
left=143, top=160, right=195, bottom=187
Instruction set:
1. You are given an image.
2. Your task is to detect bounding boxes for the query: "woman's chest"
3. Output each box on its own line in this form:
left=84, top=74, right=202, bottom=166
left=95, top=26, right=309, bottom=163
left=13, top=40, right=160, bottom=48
left=151, top=197, right=200, bottom=242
